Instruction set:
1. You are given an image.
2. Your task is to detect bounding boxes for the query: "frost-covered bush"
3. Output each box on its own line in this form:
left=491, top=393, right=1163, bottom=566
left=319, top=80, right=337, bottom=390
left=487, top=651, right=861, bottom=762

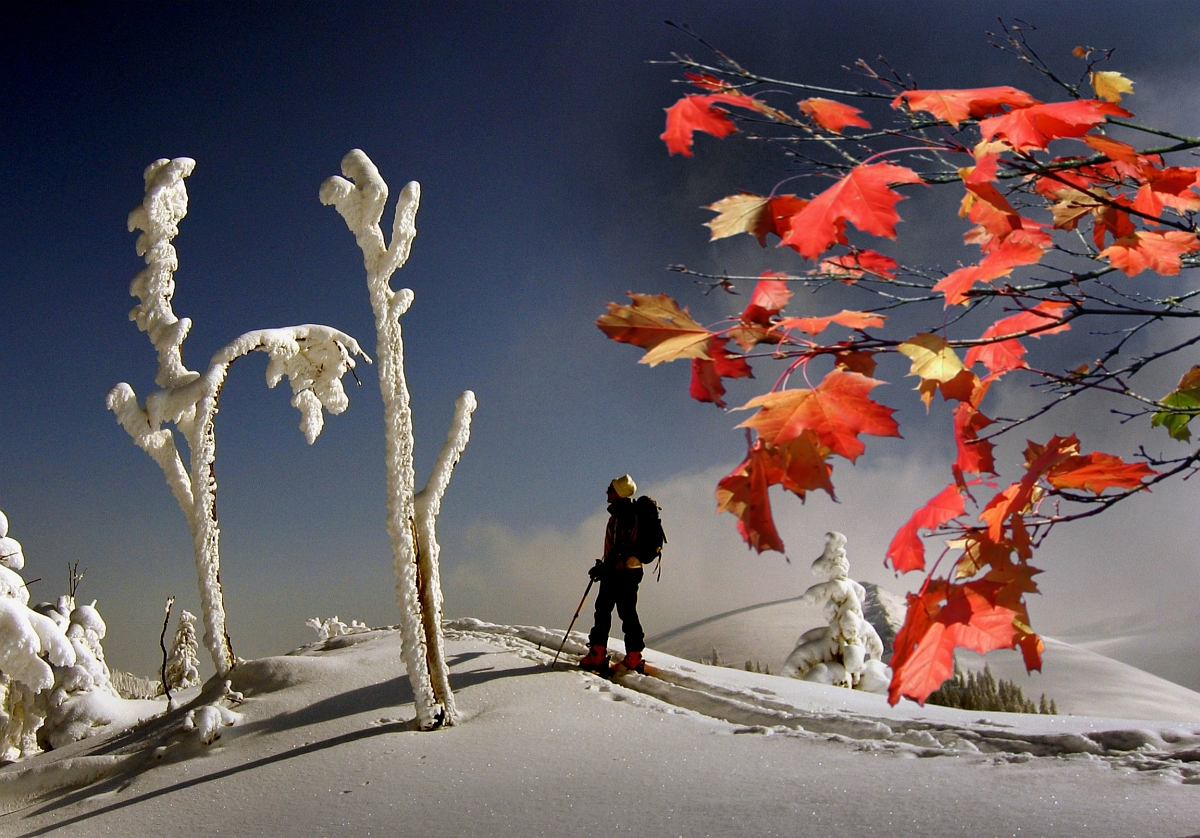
left=36, top=597, right=132, bottom=751
left=322, top=150, right=477, bottom=730
left=306, top=615, right=370, bottom=642
left=781, top=532, right=891, bottom=693
left=108, top=157, right=369, bottom=675
left=0, top=510, right=76, bottom=761
left=165, top=610, right=200, bottom=691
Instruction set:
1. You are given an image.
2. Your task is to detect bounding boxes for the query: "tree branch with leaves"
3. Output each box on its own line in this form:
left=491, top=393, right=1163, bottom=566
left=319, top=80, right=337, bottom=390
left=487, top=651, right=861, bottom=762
left=599, top=24, right=1200, bottom=704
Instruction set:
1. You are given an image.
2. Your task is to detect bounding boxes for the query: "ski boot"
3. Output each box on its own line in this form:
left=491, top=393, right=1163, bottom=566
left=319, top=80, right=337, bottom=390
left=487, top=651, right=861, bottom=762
left=618, top=650, right=645, bottom=674
left=579, top=645, right=609, bottom=672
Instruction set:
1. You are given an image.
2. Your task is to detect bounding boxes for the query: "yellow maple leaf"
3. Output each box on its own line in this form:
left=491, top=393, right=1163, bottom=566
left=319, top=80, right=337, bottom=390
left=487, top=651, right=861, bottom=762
left=596, top=293, right=713, bottom=366
left=704, top=192, right=771, bottom=242
left=1091, top=71, right=1134, bottom=104
left=898, top=333, right=966, bottom=408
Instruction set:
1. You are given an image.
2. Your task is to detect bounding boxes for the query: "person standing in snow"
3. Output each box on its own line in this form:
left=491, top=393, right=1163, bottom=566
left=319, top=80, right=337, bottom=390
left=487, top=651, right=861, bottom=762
left=580, top=474, right=647, bottom=673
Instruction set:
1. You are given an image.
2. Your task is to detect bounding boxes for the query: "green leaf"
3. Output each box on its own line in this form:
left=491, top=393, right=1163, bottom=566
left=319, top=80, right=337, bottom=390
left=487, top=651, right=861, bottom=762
left=1151, top=366, right=1200, bottom=441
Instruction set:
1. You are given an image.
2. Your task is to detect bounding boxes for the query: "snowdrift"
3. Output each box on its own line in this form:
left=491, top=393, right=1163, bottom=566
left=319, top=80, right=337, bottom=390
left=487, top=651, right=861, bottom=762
left=2, top=621, right=1200, bottom=837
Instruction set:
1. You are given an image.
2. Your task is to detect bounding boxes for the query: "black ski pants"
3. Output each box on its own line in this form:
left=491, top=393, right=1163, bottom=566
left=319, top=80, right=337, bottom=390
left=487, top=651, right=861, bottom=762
left=588, top=566, right=645, bottom=652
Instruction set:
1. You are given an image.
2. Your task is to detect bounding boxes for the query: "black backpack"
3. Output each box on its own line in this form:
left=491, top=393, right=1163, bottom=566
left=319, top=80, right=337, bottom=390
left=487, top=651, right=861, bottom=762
left=631, top=495, right=667, bottom=566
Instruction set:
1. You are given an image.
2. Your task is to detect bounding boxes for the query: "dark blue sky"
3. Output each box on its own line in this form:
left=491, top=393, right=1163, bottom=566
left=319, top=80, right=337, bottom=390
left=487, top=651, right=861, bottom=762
left=5, top=2, right=1200, bottom=677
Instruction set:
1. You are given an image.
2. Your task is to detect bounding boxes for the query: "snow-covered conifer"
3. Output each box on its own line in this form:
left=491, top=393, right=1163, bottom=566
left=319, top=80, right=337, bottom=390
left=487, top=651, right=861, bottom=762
left=165, top=610, right=201, bottom=691
left=0, top=510, right=76, bottom=760
left=781, top=532, right=892, bottom=693
left=321, top=151, right=477, bottom=729
left=108, top=158, right=369, bottom=675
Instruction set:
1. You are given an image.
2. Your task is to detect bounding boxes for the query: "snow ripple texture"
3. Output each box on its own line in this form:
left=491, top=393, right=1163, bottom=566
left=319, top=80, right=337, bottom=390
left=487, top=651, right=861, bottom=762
left=445, top=618, right=1200, bottom=784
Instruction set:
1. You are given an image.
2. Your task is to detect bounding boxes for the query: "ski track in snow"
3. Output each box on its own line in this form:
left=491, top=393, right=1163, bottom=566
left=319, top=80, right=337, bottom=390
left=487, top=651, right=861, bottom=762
left=445, top=619, right=1200, bottom=784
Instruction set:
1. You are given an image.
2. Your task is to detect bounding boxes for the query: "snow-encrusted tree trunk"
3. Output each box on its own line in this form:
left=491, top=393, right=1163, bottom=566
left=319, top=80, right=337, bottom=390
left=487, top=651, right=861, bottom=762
left=321, top=150, right=477, bottom=730
left=108, top=158, right=369, bottom=676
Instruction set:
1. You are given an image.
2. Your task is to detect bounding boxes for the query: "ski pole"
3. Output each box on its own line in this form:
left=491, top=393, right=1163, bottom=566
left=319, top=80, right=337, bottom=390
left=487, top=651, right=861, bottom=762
left=551, top=576, right=595, bottom=666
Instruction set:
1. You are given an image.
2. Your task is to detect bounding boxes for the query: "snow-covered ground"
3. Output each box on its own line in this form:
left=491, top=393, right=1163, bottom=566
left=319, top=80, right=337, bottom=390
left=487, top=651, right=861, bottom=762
left=650, top=591, right=1200, bottom=722
left=3, top=620, right=1200, bottom=837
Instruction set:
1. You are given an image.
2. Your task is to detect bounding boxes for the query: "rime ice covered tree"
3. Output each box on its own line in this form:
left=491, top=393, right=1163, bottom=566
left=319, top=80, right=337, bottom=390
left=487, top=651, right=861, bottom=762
left=321, top=150, right=477, bottom=730
left=108, top=158, right=369, bottom=675
left=781, top=532, right=890, bottom=693
left=165, top=609, right=201, bottom=691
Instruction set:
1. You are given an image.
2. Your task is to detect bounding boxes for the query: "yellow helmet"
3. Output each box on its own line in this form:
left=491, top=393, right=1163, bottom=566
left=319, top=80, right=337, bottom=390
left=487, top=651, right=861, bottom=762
left=610, top=474, right=637, bottom=498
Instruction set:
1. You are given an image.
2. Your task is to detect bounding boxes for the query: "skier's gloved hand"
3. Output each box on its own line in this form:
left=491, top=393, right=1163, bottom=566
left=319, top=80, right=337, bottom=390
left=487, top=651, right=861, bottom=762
left=588, top=560, right=605, bottom=581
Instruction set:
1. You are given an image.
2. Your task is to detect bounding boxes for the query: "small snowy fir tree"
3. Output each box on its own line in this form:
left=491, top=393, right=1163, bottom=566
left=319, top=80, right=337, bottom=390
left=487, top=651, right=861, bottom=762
left=781, top=532, right=892, bottom=693
left=322, top=150, right=477, bottom=729
left=36, top=597, right=132, bottom=750
left=0, top=509, right=77, bottom=760
left=108, top=158, right=369, bottom=675
left=164, top=610, right=201, bottom=691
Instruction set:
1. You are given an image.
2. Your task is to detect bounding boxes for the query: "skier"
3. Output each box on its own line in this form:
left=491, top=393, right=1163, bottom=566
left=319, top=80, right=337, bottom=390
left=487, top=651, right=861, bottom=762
left=580, top=474, right=647, bottom=674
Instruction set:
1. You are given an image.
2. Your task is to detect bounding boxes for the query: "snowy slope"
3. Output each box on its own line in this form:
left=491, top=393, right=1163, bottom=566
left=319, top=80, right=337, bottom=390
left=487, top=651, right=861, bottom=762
left=650, top=592, right=1200, bottom=722
left=3, top=622, right=1200, bottom=837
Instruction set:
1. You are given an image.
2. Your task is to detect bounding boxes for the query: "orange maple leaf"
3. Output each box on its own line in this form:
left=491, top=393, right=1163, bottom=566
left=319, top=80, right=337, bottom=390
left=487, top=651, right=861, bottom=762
left=736, top=368, right=900, bottom=462
left=1046, top=452, right=1156, bottom=493
left=1081, top=134, right=1141, bottom=165
left=798, top=97, right=871, bottom=134
left=887, top=484, right=966, bottom=573
left=979, top=99, right=1131, bottom=152
left=893, top=86, right=1040, bottom=128
left=1099, top=230, right=1200, bottom=277
left=596, top=293, right=713, bottom=365
left=774, top=310, right=886, bottom=337
left=780, top=163, right=924, bottom=260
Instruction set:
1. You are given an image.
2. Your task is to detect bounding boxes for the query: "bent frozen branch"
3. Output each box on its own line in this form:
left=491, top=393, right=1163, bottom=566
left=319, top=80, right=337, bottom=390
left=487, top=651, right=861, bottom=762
left=109, top=158, right=368, bottom=675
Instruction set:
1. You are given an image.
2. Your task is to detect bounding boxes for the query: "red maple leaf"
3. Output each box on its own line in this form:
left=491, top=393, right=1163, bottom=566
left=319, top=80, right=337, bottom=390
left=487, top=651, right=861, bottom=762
left=979, top=435, right=1079, bottom=540
left=716, top=440, right=786, bottom=554
left=740, top=273, right=794, bottom=325
left=953, top=402, right=996, bottom=478
left=889, top=579, right=1027, bottom=705
left=893, top=86, right=1040, bottom=127
left=774, top=310, right=886, bottom=337
left=964, top=301, right=1072, bottom=375
left=934, top=238, right=1047, bottom=307
left=1046, top=452, right=1156, bottom=493
left=716, top=433, right=835, bottom=554
left=657, top=91, right=777, bottom=156
left=798, top=97, right=871, bottom=133
left=979, top=99, right=1132, bottom=152
left=736, top=369, right=900, bottom=462
left=1100, top=230, right=1200, bottom=277
left=817, top=249, right=898, bottom=281
left=886, top=483, right=966, bottom=573
left=781, top=163, right=924, bottom=260
left=690, top=338, right=754, bottom=409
